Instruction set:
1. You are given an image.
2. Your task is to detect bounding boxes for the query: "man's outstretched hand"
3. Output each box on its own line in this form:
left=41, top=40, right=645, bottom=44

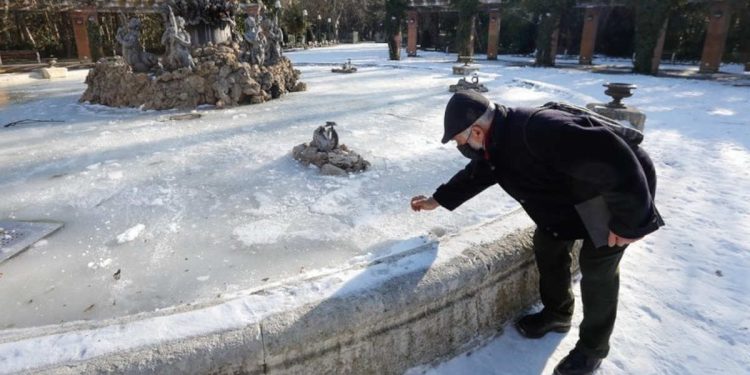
left=608, top=231, right=642, bottom=247
left=411, top=195, right=439, bottom=211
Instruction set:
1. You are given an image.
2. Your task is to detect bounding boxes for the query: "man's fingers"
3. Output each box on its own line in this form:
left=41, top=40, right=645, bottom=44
left=410, top=196, right=426, bottom=211
left=608, top=231, right=617, bottom=247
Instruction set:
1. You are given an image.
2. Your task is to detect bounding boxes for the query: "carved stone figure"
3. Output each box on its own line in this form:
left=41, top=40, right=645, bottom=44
left=116, top=17, right=160, bottom=73
left=262, top=18, right=283, bottom=66
left=161, top=8, right=195, bottom=71
left=449, top=73, right=488, bottom=93
left=311, top=122, right=339, bottom=152
left=332, top=59, right=357, bottom=73
left=292, top=121, right=369, bottom=176
left=243, top=16, right=266, bottom=66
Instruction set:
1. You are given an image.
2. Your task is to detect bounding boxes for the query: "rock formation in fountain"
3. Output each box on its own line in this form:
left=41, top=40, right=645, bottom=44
left=80, top=0, right=305, bottom=110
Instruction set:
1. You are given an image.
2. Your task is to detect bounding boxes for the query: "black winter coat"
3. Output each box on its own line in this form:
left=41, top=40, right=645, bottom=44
left=432, top=105, right=664, bottom=240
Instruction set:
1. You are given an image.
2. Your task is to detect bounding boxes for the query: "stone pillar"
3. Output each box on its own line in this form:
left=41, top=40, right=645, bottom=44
left=487, top=10, right=501, bottom=60
left=550, top=26, right=560, bottom=64
left=649, top=18, right=669, bottom=74
left=700, top=0, right=733, bottom=73
left=70, top=9, right=95, bottom=62
left=407, top=10, right=418, bottom=57
left=579, top=7, right=601, bottom=65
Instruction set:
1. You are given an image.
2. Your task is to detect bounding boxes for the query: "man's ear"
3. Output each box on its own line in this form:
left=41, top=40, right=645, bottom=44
left=471, top=126, right=484, bottom=140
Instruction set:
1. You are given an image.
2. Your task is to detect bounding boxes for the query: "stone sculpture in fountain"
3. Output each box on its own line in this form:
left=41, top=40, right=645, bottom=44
left=292, top=122, right=370, bottom=176
left=449, top=73, right=488, bottom=93
left=242, top=15, right=267, bottom=66
left=115, top=17, right=160, bottom=73
left=332, top=59, right=357, bottom=73
left=262, top=18, right=284, bottom=66
left=161, top=6, right=195, bottom=71
left=80, top=0, right=306, bottom=110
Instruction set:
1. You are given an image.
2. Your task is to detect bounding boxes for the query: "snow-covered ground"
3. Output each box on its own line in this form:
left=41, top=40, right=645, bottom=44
left=1, top=43, right=749, bottom=374
left=494, top=53, right=749, bottom=76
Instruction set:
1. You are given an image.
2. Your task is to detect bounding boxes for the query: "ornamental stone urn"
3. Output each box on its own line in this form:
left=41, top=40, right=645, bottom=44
left=603, top=83, right=637, bottom=108
left=586, top=82, right=646, bottom=131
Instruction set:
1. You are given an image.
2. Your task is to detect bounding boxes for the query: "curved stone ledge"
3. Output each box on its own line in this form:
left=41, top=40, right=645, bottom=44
left=1, top=209, right=578, bottom=375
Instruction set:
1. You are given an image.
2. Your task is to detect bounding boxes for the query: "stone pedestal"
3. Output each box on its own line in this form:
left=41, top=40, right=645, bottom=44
left=453, top=64, right=479, bottom=75
left=586, top=103, right=646, bottom=131
left=40, top=67, right=68, bottom=79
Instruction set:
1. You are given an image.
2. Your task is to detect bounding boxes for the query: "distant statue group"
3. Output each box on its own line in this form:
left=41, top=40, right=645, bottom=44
left=115, top=3, right=284, bottom=74
left=241, top=9, right=284, bottom=66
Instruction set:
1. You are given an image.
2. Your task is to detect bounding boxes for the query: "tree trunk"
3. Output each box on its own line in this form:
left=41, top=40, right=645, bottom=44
left=633, top=0, right=672, bottom=75
left=388, top=30, right=401, bottom=60
left=23, top=23, right=36, bottom=48
left=535, top=12, right=561, bottom=67
left=14, top=11, right=25, bottom=45
left=738, top=4, right=750, bottom=71
left=385, top=0, right=406, bottom=61
left=456, top=13, right=476, bottom=59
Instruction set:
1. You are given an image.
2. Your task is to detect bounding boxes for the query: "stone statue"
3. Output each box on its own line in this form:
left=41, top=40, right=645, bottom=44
left=262, top=18, right=283, bottom=66
left=292, top=121, right=369, bottom=176
left=161, top=7, right=195, bottom=71
left=116, top=17, right=160, bottom=73
left=311, top=122, right=339, bottom=152
left=242, top=15, right=266, bottom=66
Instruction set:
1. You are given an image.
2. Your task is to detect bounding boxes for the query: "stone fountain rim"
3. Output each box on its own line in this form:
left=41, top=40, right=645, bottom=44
left=0, top=209, right=539, bottom=374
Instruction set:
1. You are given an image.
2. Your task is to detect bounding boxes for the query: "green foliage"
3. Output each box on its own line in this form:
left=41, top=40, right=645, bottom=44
left=282, top=2, right=307, bottom=41
left=498, top=7, right=537, bottom=54
left=662, top=2, right=708, bottom=61
left=86, top=19, right=103, bottom=61
left=450, top=0, right=480, bottom=59
left=597, top=7, right=635, bottom=57
left=140, top=14, right=166, bottom=54
left=528, top=0, right=575, bottom=66
left=632, top=0, right=686, bottom=74
left=725, top=0, right=750, bottom=63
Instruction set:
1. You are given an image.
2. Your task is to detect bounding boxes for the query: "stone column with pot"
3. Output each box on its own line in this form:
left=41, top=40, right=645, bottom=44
left=586, top=83, right=647, bottom=132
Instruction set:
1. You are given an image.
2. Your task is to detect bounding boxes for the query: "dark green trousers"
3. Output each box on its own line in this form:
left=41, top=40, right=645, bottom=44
left=533, top=228, right=626, bottom=359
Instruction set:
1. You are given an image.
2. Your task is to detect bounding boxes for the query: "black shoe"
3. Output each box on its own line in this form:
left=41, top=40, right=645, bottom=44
left=553, top=349, right=602, bottom=375
left=515, top=311, right=571, bottom=339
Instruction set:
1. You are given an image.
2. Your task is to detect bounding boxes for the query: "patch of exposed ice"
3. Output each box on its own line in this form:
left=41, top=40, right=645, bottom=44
left=116, top=224, right=145, bottom=244
left=233, top=220, right=288, bottom=246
